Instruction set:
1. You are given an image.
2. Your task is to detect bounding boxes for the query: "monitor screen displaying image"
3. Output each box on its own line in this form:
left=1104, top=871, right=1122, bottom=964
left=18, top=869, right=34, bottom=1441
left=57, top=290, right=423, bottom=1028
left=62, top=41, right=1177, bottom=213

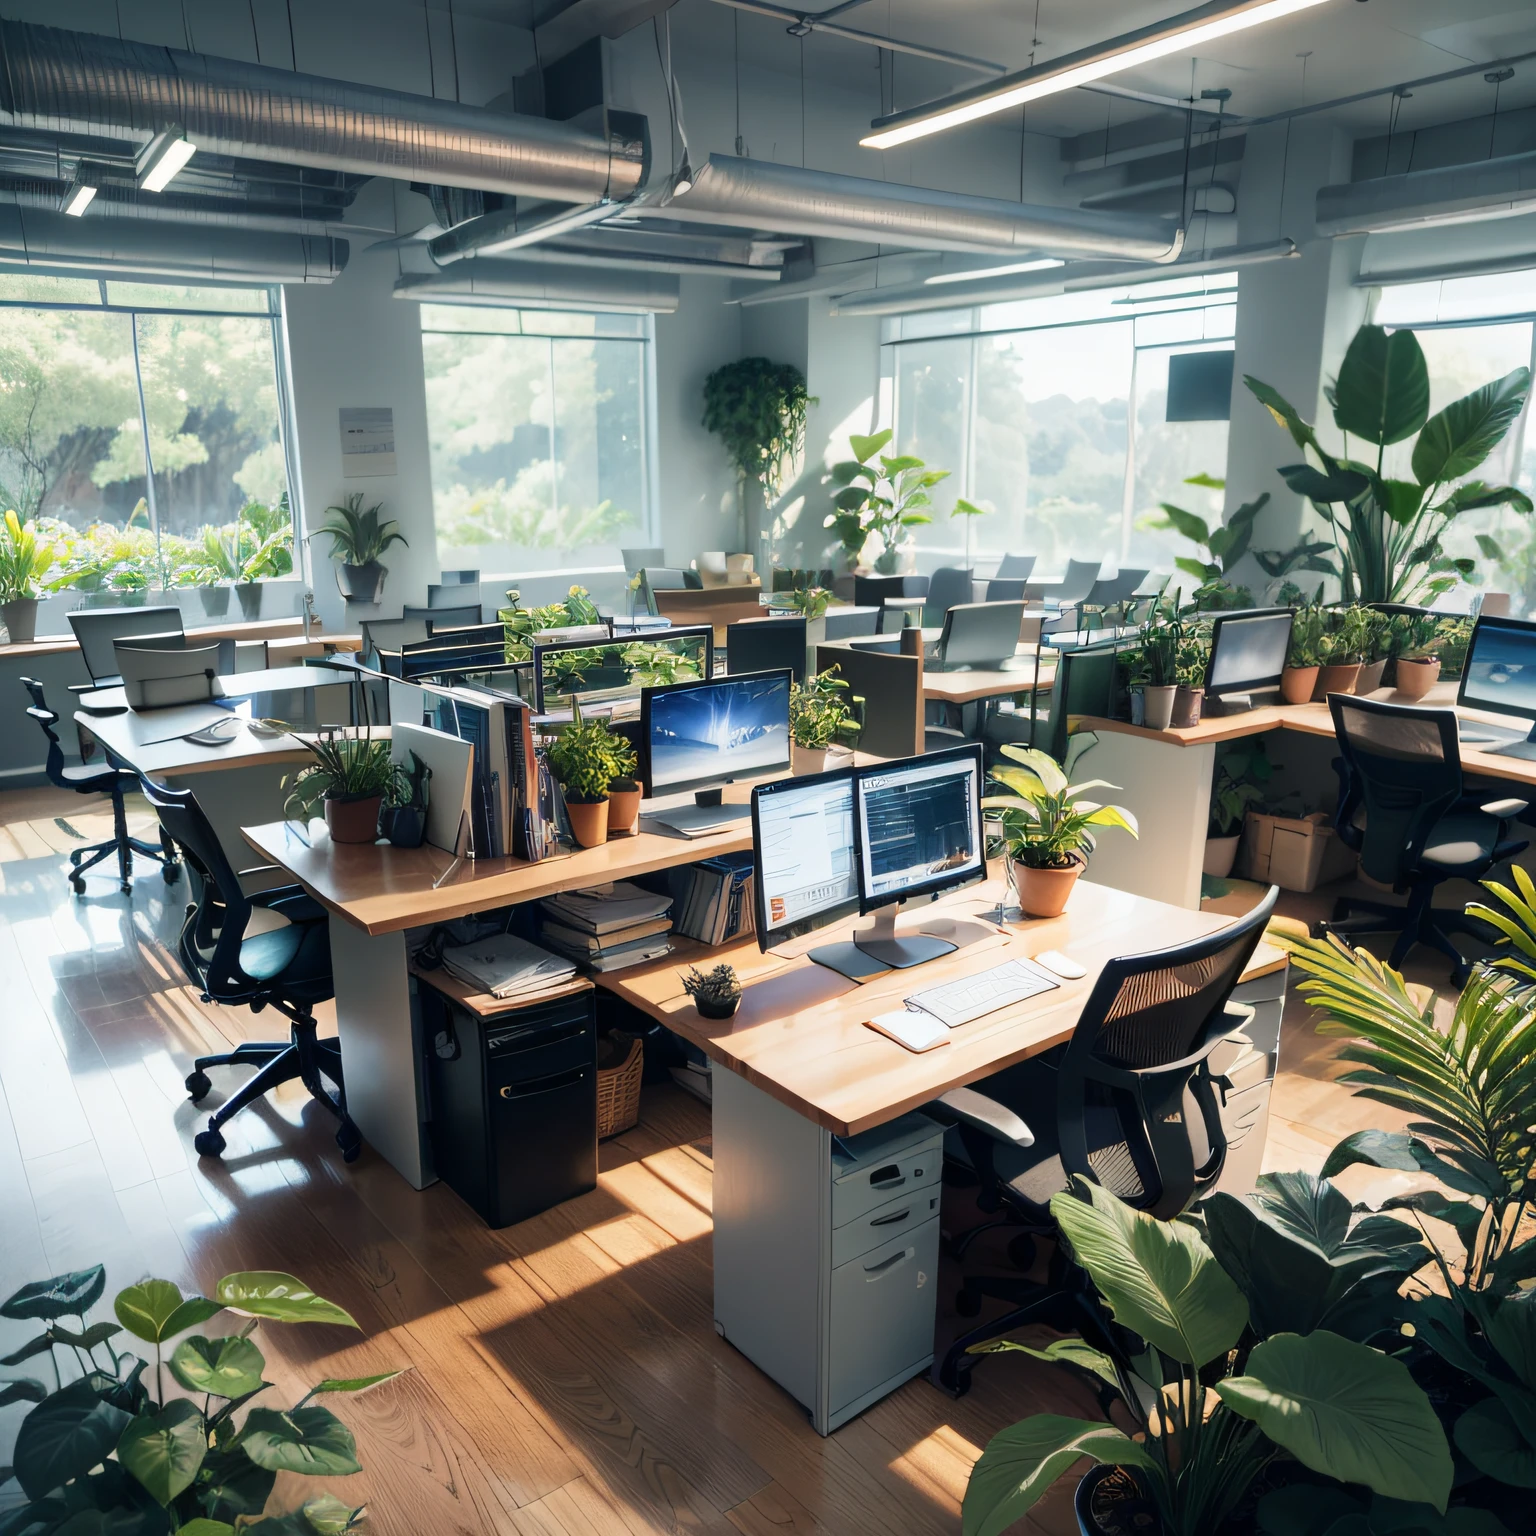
left=1206, top=609, right=1294, bottom=695
left=534, top=627, right=712, bottom=713
left=754, top=769, right=860, bottom=941
left=855, top=748, right=984, bottom=908
left=1460, top=615, right=1536, bottom=721
left=644, top=670, right=792, bottom=796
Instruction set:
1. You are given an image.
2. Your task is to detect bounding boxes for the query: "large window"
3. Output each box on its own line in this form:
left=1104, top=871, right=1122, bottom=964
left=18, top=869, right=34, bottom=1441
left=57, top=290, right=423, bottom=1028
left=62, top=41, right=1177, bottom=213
left=884, top=275, right=1236, bottom=571
left=0, top=275, right=294, bottom=592
left=420, top=305, right=654, bottom=578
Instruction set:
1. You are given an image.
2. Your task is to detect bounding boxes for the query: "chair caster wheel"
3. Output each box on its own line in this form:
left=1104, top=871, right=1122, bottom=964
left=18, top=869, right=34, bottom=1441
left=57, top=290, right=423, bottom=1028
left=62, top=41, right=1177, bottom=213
left=163, top=863, right=180, bottom=884
left=194, top=1123, right=226, bottom=1159
left=336, top=1121, right=362, bottom=1163
left=120, top=882, right=132, bottom=895
left=955, top=1287, right=982, bottom=1318
left=1007, top=1234, right=1037, bottom=1272
left=185, top=1071, right=212, bottom=1104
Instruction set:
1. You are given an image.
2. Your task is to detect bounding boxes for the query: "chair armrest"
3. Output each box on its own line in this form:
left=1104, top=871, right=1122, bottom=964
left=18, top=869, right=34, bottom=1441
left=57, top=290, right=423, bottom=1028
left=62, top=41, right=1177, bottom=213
left=935, top=1087, right=1035, bottom=1148
left=237, top=864, right=282, bottom=877
left=1482, top=797, right=1528, bottom=820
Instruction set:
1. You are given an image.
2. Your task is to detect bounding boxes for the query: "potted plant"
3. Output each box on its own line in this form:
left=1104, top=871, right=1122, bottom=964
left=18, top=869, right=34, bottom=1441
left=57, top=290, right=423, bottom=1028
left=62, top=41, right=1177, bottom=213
left=317, top=491, right=408, bottom=605
left=1140, top=609, right=1180, bottom=730
left=0, top=1260, right=401, bottom=1536
left=982, top=745, right=1138, bottom=918
left=0, top=508, right=56, bottom=643
left=194, top=524, right=240, bottom=615
left=547, top=699, right=627, bottom=848
left=789, top=666, right=860, bottom=774
left=1396, top=645, right=1442, bottom=699
left=230, top=499, right=295, bottom=620
left=682, top=962, right=742, bottom=1019
left=1355, top=606, right=1392, bottom=694
left=823, top=428, right=983, bottom=573
left=1281, top=597, right=1326, bottom=703
left=1118, top=645, right=1150, bottom=725
left=284, top=727, right=406, bottom=843
left=1315, top=603, right=1369, bottom=697
left=1171, top=628, right=1209, bottom=727
left=608, top=733, right=642, bottom=836
left=1205, top=741, right=1269, bottom=878
left=962, top=1178, right=1453, bottom=1536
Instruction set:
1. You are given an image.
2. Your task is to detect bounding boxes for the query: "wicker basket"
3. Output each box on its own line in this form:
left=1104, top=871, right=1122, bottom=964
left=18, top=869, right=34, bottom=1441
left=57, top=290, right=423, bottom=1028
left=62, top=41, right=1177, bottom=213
left=596, top=1032, right=643, bottom=1140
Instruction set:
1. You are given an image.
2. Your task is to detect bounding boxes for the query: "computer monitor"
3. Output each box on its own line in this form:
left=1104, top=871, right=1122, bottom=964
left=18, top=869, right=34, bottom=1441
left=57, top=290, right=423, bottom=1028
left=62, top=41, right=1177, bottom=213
left=640, top=669, right=792, bottom=835
left=1205, top=608, right=1294, bottom=705
left=851, top=744, right=986, bottom=968
left=727, top=615, right=806, bottom=683
left=1458, top=614, right=1536, bottom=753
left=534, top=625, right=712, bottom=714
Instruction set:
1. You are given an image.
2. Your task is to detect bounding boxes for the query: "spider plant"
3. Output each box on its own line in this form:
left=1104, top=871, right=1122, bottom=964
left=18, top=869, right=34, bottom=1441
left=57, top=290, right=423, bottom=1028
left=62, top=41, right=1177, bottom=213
left=284, top=729, right=408, bottom=817
left=315, top=492, right=407, bottom=567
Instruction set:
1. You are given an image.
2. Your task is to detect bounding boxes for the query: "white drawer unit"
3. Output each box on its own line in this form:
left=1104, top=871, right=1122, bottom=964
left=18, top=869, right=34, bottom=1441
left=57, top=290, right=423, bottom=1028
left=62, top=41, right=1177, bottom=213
left=712, top=1069, right=946, bottom=1435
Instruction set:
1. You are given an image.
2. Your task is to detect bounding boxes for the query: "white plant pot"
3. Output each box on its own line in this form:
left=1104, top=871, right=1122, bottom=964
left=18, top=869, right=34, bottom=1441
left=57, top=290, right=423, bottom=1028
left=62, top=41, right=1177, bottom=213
left=1202, top=834, right=1240, bottom=879
left=791, top=743, right=827, bottom=776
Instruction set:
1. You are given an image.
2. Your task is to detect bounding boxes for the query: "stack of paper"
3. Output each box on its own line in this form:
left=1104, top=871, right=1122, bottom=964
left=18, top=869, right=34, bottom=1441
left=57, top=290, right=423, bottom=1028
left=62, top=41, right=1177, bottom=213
left=440, top=933, right=577, bottom=1000
left=539, top=880, right=674, bottom=973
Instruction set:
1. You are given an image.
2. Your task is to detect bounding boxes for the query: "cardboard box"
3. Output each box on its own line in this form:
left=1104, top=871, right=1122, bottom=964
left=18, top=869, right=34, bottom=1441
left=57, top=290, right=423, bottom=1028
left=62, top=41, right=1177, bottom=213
left=1239, top=811, right=1358, bottom=891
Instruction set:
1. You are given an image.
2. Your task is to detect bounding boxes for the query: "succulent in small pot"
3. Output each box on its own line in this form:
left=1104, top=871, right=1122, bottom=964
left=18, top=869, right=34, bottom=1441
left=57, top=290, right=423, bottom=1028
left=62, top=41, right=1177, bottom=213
left=789, top=665, right=861, bottom=775
left=283, top=726, right=407, bottom=844
left=682, top=962, right=742, bottom=1019
left=0, top=509, right=58, bottom=644
left=318, top=491, right=407, bottom=605
left=983, top=745, right=1138, bottom=919
left=547, top=698, right=628, bottom=849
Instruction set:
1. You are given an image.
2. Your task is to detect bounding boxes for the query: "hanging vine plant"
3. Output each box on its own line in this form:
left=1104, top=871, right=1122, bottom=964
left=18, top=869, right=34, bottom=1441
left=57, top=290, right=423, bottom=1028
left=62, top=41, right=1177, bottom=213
left=702, top=357, right=816, bottom=502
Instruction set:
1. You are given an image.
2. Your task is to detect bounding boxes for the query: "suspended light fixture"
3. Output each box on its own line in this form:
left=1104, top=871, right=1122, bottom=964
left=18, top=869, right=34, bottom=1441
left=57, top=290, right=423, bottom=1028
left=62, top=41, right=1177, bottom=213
left=60, top=165, right=100, bottom=216
left=136, top=126, right=197, bottom=193
left=925, top=257, right=1064, bottom=285
left=861, top=0, right=1332, bottom=149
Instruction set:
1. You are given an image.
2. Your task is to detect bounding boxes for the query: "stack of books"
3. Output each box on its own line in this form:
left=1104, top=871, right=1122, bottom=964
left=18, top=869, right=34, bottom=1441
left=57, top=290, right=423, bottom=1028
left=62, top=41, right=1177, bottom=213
left=439, top=933, right=577, bottom=1001
left=539, top=880, right=675, bottom=972
left=670, top=853, right=756, bottom=946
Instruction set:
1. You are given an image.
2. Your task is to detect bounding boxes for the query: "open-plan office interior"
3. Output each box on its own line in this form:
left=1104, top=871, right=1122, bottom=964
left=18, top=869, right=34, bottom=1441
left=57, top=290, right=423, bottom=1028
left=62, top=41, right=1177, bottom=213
left=2, top=2, right=1536, bottom=1533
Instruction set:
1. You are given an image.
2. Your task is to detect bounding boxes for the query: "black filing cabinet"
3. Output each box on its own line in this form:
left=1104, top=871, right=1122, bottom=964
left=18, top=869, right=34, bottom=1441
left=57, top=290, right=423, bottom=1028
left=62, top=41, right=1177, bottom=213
left=422, top=980, right=598, bottom=1227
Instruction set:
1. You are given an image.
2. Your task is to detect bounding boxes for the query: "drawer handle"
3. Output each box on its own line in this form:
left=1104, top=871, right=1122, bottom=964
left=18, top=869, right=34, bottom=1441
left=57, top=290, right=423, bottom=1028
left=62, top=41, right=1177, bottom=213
left=868, top=1162, right=906, bottom=1189
left=499, top=1067, right=587, bottom=1100
left=870, top=1208, right=911, bottom=1228
left=863, top=1247, right=914, bottom=1279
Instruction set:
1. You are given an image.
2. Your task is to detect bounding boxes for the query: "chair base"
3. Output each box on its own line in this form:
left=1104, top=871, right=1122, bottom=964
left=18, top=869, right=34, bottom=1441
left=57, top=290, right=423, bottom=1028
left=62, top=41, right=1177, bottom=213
left=69, top=789, right=179, bottom=896
left=1323, top=886, right=1488, bottom=984
left=187, top=1016, right=359, bottom=1162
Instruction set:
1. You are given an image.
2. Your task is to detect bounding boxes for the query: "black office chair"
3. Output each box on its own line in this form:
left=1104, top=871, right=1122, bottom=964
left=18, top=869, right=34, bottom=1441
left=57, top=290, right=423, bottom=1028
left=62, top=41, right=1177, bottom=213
left=726, top=615, right=807, bottom=683
left=22, top=678, right=179, bottom=894
left=1322, top=695, right=1528, bottom=982
left=931, top=887, right=1279, bottom=1395
left=138, top=777, right=358, bottom=1162
left=922, top=567, right=974, bottom=628
left=985, top=639, right=1119, bottom=761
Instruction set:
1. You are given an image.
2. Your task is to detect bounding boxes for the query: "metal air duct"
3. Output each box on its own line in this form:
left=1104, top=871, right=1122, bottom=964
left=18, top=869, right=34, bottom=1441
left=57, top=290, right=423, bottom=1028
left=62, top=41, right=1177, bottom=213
left=656, top=154, right=1182, bottom=261
left=0, top=19, right=648, bottom=204
left=1316, top=149, right=1536, bottom=239
left=394, top=257, right=679, bottom=313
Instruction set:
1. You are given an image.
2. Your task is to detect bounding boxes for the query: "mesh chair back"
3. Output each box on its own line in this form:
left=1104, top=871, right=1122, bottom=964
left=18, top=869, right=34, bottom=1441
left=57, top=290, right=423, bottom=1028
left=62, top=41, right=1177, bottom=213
left=923, top=567, right=974, bottom=626
left=21, top=678, right=71, bottom=787
left=995, top=554, right=1037, bottom=579
left=68, top=606, right=184, bottom=681
left=1328, top=695, right=1462, bottom=886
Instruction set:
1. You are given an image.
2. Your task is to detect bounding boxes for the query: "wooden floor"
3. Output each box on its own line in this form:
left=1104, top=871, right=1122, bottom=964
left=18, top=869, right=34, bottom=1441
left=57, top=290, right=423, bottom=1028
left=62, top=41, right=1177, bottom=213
left=0, top=785, right=1436, bottom=1536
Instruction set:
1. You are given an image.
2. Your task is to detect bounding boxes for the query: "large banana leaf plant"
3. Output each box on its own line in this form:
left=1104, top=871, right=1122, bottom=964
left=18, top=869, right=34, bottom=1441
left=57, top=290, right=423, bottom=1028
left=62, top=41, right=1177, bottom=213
left=962, top=1180, right=1454, bottom=1536
left=1245, top=323, right=1532, bottom=603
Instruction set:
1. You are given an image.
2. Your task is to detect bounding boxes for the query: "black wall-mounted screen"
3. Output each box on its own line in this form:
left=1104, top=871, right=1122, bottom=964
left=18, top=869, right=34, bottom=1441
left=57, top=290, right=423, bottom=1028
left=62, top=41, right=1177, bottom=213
left=1166, top=349, right=1235, bottom=422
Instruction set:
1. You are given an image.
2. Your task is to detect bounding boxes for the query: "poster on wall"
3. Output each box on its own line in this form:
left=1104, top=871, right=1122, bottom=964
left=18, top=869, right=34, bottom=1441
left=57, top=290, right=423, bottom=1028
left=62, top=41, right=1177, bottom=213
left=339, top=407, right=397, bottom=477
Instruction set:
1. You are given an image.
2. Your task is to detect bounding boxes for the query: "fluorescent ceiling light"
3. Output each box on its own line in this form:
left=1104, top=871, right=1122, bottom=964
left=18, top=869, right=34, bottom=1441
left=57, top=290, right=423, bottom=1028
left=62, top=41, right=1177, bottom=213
left=137, top=127, right=196, bottom=193
left=60, top=172, right=97, bottom=216
left=861, top=0, right=1332, bottom=149
left=925, top=257, right=1064, bottom=285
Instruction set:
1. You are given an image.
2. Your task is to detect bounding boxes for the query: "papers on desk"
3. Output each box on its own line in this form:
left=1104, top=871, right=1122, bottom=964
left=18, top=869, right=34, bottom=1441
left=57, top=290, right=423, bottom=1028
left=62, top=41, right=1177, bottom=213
left=440, top=933, right=577, bottom=1000
left=542, top=881, right=672, bottom=931
left=539, top=881, right=675, bottom=972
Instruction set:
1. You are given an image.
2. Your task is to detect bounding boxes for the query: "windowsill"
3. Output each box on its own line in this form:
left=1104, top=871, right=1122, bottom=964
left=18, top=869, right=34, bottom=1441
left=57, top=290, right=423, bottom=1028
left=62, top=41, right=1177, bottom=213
left=0, top=612, right=343, bottom=658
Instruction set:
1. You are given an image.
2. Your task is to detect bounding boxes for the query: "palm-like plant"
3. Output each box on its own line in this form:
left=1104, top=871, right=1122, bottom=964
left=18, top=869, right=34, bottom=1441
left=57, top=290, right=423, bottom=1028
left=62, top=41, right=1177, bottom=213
left=316, top=492, right=407, bottom=567
left=982, top=744, right=1137, bottom=869
left=0, top=507, right=56, bottom=600
left=1467, top=866, right=1536, bottom=991
left=1245, top=323, right=1532, bottom=603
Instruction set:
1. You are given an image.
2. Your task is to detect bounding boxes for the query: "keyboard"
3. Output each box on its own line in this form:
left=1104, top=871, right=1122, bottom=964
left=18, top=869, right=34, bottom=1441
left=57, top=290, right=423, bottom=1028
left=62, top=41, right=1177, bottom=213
left=907, top=958, right=1060, bottom=1029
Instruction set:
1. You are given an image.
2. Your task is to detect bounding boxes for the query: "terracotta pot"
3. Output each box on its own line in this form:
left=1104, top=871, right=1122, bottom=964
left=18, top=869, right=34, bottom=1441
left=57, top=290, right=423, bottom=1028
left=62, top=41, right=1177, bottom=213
left=1142, top=684, right=1177, bottom=731
left=2, top=597, right=38, bottom=644
left=1202, top=833, right=1240, bottom=879
left=565, top=795, right=610, bottom=849
left=1171, top=685, right=1204, bottom=728
left=324, top=794, right=382, bottom=844
left=607, top=780, right=642, bottom=836
left=1315, top=661, right=1361, bottom=699
left=791, top=743, right=827, bottom=776
left=1395, top=655, right=1441, bottom=700
left=1355, top=657, right=1388, bottom=695
left=1280, top=664, right=1318, bottom=704
left=1013, top=855, right=1085, bottom=919
left=199, top=585, right=230, bottom=617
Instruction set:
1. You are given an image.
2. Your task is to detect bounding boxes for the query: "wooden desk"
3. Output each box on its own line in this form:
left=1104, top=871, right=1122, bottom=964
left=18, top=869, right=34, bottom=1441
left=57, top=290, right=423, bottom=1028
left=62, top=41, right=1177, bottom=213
left=653, top=586, right=764, bottom=643
left=923, top=655, right=1055, bottom=705
left=0, top=616, right=358, bottom=661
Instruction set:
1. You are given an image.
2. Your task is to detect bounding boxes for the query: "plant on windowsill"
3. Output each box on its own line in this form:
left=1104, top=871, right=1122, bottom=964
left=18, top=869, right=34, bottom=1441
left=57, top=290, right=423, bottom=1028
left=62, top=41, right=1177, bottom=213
left=547, top=699, right=628, bottom=848
left=316, top=491, right=407, bottom=606
left=1205, top=739, right=1271, bottom=880
left=0, top=1261, right=404, bottom=1536
left=682, top=962, right=742, bottom=1019
left=284, top=726, right=407, bottom=844
left=788, top=666, right=861, bottom=775
left=982, top=744, right=1138, bottom=918
left=0, top=508, right=58, bottom=643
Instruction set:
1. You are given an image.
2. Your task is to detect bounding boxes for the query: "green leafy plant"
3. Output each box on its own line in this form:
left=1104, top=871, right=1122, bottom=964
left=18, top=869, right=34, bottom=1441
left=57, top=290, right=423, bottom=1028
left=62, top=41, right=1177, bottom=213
left=1468, top=866, right=1536, bottom=991
left=1141, top=608, right=1181, bottom=687
left=609, top=732, right=639, bottom=791
left=823, top=428, right=983, bottom=573
left=546, top=700, right=627, bottom=803
left=1320, top=603, right=1372, bottom=665
left=962, top=1178, right=1453, bottom=1536
left=1209, top=740, right=1271, bottom=838
left=619, top=639, right=705, bottom=688
left=284, top=728, right=408, bottom=818
left=680, top=963, right=741, bottom=1008
left=1288, top=598, right=1328, bottom=667
left=316, top=492, right=407, bottom=567
left=0, top=507, right=57, bottom=601
left=0, top=1262, right=401, bottom=1534
left=498, top=587, right=605, bottom=662
left=702, top=357, right=816, bottom=502
left=780, top=586, right=832, bottom=621
left=1140, top=472, right=1265, bottom=606
left=789, top=666, right=860, bottom=750
left=1245, top=323, right=1533, bottom=603
left=982, top=744, right=1138, bottom=870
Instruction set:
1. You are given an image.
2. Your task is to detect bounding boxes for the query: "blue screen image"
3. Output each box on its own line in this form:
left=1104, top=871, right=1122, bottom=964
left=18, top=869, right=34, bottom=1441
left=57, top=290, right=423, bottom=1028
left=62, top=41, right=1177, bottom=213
left=1466, top=624, right=1536, bottom=718
left=649, top=673, right=791, bottom=792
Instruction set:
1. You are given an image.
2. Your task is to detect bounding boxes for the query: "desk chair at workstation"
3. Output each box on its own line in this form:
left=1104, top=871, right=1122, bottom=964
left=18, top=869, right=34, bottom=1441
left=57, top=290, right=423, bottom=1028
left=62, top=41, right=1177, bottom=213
left=726, top=614, right=807, bottom=683
left=404, top=602, right=481, bottom=631
left=139, top=777, right=358, bottom=1162
left=931, top=601, right=1028, bottom=672
left=993, top=553, right=1036, bottom=580
left=983, top=637, right=1119, bottom=761
left=22, top=677, right=180, bottom=894
left=69, top=605, right=185, bottom=689
left=1040, top=559, right=1101, bottom=611
left=922, top=567, right=974, bottom=628
left=932, top=886, right=1279, bottom=1395
left=1322, top=695, right=1528, bottom=983
left=815, top=644, right=966, bottom=756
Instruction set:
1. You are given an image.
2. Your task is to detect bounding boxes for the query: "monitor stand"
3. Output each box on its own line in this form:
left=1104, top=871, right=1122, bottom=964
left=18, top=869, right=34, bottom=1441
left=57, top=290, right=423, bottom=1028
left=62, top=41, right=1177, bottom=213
left=850, top=903, right=958, bottom=970
left=1486, top=719, right=1536, bottom=760
left=1204, top=693, right=1256, bottom=716
left=642, top=786, right=751, bottom=837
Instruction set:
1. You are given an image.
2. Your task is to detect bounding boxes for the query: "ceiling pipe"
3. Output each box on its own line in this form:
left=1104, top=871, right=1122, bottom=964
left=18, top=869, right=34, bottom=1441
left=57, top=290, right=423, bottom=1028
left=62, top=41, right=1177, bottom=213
left=0, top=185, right=336, bottom=236
left=0, top=19, right=649, bottom=204
left=394, top=258, right=679, bottom=313
left=1316, top=148, right=1536, bottom=239
left=658, top=154, right=1183, bottom=261
left=429, top=200, right=618, bottom=264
